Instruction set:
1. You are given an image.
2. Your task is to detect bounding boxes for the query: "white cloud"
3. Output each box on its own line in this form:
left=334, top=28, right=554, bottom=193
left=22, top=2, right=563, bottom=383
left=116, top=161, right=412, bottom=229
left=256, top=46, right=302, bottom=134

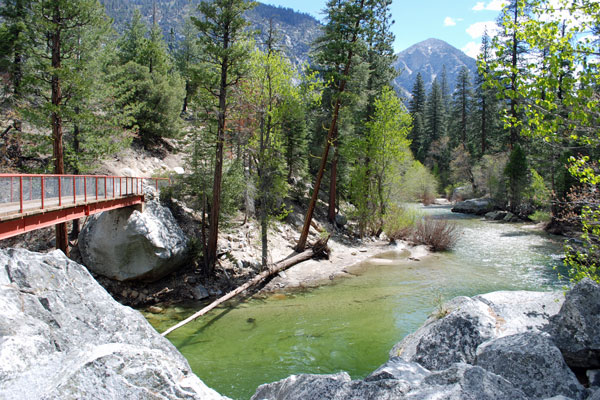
left=487, top=0, right=509, bottom=10
left=472, top=2, right=485, bottom=11
left=444, top=17, right=457, bottom=27
left=472, top=0, right=508, bottom=11
left=466, top=21, right=498, bottom=39
left=462, top=42, right=481, bottom=58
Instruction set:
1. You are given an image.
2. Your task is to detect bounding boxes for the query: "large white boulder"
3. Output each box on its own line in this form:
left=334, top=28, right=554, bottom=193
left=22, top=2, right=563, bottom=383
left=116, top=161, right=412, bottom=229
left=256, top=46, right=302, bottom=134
left=0, top=248, right=226, bottom=400
left=78, top=199, right=188, bottom=281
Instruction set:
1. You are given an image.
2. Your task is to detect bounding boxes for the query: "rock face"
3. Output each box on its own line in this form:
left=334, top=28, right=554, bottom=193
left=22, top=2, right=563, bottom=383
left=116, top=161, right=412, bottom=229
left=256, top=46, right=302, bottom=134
left=451, top=197, right=494, bottom=215
left=79, top=198, right=188, bottom=281
left=476, top=333, right=586, bottom=399
left=252, top=363, right=529, bottom=400
left=549, top=278, right=600, bottom=369
left=252, top=288, right=599, bottom=400
left=0, top=248, right=225, bottom=400
left=389, top=290, right=564, bottom=370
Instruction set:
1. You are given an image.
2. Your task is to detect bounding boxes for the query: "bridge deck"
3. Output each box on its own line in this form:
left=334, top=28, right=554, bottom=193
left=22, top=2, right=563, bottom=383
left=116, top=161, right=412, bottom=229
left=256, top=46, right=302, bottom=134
left=0, top=174, right=169, bottom=241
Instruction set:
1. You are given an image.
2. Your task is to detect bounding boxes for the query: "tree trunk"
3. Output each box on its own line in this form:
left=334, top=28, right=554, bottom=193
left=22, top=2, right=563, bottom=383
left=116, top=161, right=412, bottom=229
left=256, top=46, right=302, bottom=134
left=51, top=4, right=69, bottom=257
left=206, top=46, right=229, bottom=276
left=161, top=237, right=329, bottom=337
left=71, top=120, right=81, bottom=239
left=327, top=126, right=338, bottom=224
left=481, top=94, right=486, bottom=155
left=182, top=80, right=190, bottom=114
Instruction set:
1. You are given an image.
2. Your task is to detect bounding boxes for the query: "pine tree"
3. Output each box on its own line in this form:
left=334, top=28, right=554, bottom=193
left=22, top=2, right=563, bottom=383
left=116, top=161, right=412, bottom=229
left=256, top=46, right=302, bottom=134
left=423, top=78, right=445, bottom=161
left=23, top=0, right=115, bottom=256
left=487, top=0, right=532, bottom=147
left=175, top=19, right=201, bottom=114
left=450, top=66, right=473, bottom=149
left=0, top=0, right=29, bottom=96
left=118, top=9, right=148, bottom=65
left=113, top=10, right=183, bottom=146
left=296, top=0, right=374, bottom=250
left=192, top=0, right=256, bottom=275
left=408, top=72, right=427, bottom=160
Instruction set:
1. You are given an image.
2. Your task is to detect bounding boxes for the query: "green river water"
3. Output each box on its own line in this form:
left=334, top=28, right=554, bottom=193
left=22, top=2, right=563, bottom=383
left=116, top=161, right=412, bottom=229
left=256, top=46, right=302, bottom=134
left=144, top=205, right=566, bottom=400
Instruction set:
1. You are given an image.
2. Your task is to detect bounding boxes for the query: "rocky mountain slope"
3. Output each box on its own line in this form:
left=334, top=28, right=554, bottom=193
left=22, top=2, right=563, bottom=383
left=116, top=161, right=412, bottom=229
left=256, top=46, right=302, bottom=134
left=100, top=2, right=476, bottom=95
left=392, top=38, right=478, bottom=99
left=100, top=0, right=322, bottom=67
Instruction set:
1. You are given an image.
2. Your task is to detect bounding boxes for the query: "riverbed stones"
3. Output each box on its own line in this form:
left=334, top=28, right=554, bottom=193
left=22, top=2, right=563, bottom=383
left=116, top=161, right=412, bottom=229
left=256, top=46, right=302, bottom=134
left=79, top=198, right=188, bottom=281
left=476, top=332, right=586, bottom=399
left=0, top=248, right=225, bottom=400
left=549, top=278, right=600, bottom=369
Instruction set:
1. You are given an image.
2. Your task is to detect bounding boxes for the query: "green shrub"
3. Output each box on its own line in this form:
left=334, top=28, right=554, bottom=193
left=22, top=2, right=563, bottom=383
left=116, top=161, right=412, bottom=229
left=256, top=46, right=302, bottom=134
left=398, top=161, right=439, bottom=203
left=529, top=210, right=551, bottom=223
left=383, top=204, right=421, bottom=242
left=525, top=168, right=551, bottom=210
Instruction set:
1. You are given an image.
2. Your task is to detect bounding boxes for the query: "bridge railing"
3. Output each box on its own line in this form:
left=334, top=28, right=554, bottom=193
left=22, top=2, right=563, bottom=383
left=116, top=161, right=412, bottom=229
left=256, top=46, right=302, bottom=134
left=0, top=174, right=170, bottom=215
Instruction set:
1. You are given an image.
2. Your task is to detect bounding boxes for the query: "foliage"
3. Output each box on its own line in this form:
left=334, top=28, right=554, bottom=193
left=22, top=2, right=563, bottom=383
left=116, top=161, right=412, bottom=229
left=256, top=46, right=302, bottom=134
left=413, top=217, right=459, bottom=252
left=110, top=61, right=183, bottom=145
left=504, top=143, right=529, bottom=212
left=525, top=168, right=551, bottom=210
left=382, top=204, right=421, bottom=242
left=472, top=153, right=508, bottom=205
left=348, top=86, right=411, bottom=235
left=529, top=210, right=551, bottom=223
left=397, top=160, right=439, bottom=204
left=488, top=0, right=600, bottom=282
left=114, top=11, right=184, bottom=146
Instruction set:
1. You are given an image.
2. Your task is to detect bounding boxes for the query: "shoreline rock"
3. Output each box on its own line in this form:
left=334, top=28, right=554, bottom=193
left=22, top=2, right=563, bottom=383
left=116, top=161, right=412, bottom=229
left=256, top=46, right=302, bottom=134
left=0, top=248, right=226, bottom=400
left=79, top=198, right=188, bottom=282
left=451, top=197, right=495, bottom=215
left=252, top=281, right=600, bottom=400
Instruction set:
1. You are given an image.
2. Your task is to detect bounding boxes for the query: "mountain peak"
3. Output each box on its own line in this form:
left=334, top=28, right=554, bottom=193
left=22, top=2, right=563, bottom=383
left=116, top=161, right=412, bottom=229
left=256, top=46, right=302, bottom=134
left=392, top=39, right=477, bottom=99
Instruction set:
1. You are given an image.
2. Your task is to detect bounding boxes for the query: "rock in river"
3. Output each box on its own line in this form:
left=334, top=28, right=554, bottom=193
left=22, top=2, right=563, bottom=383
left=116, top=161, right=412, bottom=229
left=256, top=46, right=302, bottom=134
left=79, top=198, right=188, bottom=281
left=0, top=248, right=225, bottom=400
left=451, top=197, right=494, bottom=215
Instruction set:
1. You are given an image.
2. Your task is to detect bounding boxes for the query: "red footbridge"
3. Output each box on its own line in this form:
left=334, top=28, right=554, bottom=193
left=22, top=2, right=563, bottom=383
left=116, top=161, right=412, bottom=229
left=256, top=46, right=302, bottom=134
left=0, top=173, right=170, bottom=241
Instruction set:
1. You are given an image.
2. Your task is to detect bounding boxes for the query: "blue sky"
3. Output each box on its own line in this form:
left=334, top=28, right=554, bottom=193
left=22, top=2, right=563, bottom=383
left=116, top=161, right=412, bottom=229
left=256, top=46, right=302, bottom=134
left=263, top=0, right=508, bottom=58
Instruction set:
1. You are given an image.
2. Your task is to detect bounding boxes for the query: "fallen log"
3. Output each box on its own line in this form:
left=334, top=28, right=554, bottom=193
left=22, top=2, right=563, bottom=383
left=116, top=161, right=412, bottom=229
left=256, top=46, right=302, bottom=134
left=161, top=237, right=330, bottom=337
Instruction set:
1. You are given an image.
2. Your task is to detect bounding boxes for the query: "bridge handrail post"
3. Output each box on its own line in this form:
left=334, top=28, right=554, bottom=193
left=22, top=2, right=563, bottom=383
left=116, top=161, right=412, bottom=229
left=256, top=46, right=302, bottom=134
left=10, top=176, right=13, bottom=203
left=84, top=176, right=87, bottom=202
left=73, top=176, right=76, bottom=204
left=58, top=176, right=62, bottom=207
left=30, top=177, right=32, bottom=201
left=41, top=177, right=45, bottom=209
left=104, top=176, right=107, bottom=199
left=19, top=177, right=23, bottom=213
left=112, top=177, right=115, bottom=198
left=95, top=177, right=98, bottom=201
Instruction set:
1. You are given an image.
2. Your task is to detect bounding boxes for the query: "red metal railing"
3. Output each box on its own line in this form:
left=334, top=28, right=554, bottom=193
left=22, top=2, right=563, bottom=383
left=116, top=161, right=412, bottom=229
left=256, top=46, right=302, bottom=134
left=0, top=174, right=170, bottom=215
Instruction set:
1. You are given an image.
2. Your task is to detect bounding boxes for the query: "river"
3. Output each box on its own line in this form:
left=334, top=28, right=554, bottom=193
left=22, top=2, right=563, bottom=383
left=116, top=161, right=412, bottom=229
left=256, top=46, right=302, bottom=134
left=144, top=205, right=566, bottom=400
